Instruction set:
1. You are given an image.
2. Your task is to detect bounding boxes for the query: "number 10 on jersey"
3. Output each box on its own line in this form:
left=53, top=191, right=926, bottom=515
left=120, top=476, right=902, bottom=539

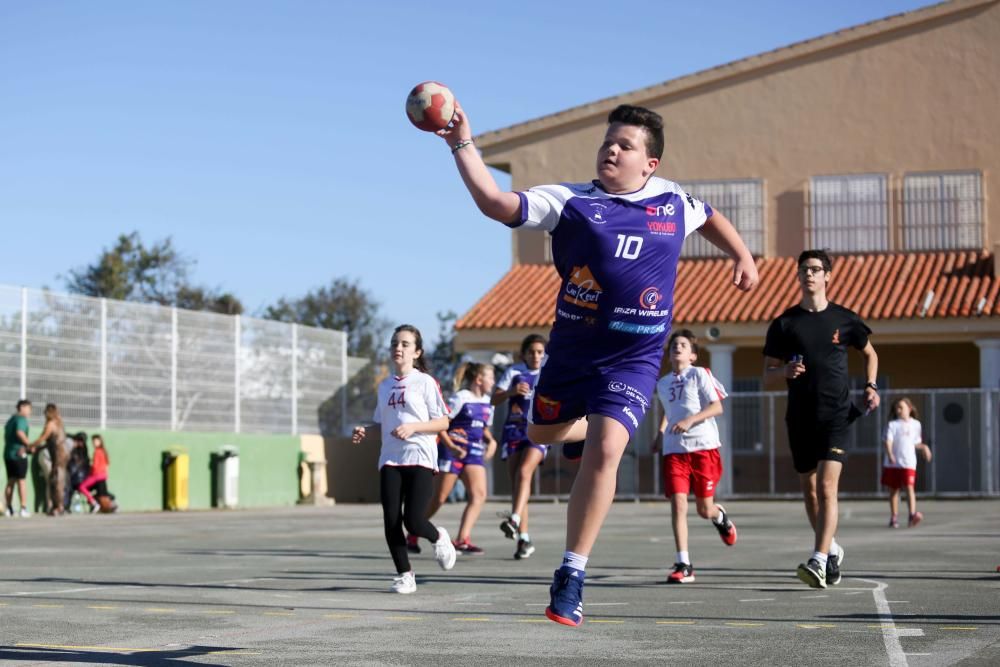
left=615, top=234, right=643, bottom=260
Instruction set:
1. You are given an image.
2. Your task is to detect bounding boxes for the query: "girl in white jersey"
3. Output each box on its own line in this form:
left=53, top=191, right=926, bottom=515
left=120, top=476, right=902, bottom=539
left=352, top=324, right=457, bottom=594
left=654, top=330, right=737, bottom=584
left=882, top=397, right=931, bottom=528
left=424, top=362, right=497, bottom=555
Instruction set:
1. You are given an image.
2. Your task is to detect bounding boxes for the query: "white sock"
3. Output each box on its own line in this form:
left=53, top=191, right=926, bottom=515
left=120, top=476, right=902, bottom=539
left=520, top=532, right=530, bottom=542
left=562, top=550, right=588, bottom=571
left=812, top=551, right=828, bottom=567
left=712, top=507, right=726, bottom=526
left=510, top=513, right=521, bottom=525
left=677, top=551, right=690, bottom=565
left=830, top=538, right=840, bottom=554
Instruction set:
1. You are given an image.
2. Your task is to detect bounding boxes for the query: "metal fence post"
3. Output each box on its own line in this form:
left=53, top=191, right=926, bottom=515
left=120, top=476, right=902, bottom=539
left=19, top=287, right=27, bottom=399
left=291, top=323, right=298, bottom=436
left=234, top=314, right=241, bottom=434
left=100, top=298, right=107, bottom=429
left=171, top=307, right=178, bottom=431
left=341, top=329, right=349, bottom=436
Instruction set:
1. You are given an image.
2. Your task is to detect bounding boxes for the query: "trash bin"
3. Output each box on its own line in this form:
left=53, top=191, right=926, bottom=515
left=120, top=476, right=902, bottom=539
left=162, top=449, right=189, bottom=511
left=210, top=445, right=239, bottom=509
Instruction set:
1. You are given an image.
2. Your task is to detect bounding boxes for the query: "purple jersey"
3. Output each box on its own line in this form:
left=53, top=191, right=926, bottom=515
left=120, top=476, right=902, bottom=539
left=439, top=390, right=493, bottom=462
left=513, top=177, right=711, bottom=370
left=496, top=363, right=540, bottom=444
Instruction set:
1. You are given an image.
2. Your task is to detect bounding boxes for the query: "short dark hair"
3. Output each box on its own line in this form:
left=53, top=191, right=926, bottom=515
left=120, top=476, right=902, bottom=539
left=607, top=104, right=664, bottom=159
left=15, top=399, right=31, bottom=411
left=668, top=328, right=699, bottom=356
left=75, top=432, right=88, bottom=442
left=519, top=333, right=547, bottom=357
left=798, top=249, right=832, bottom=272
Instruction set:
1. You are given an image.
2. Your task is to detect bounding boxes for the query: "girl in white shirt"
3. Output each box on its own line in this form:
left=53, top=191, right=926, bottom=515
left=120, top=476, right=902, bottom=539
left=882, top=397, right=932, bottom=528
left=352, top=324, right=457, bottom=594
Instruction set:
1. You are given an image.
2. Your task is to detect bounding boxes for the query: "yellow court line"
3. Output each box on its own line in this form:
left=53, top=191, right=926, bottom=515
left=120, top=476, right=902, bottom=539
left=657, top=620, right=696, bottom=625
left=452, top=617, right=490, bottom=622
left=941, top=626, right=977, bottom=631
left=32, top=604, right=64, bottom=608
left=726, top=622, right=765, bottom=627
left=324, top=614, right=357, bottom=619
left=263, top=612, right=295, bottom=617
left=144, top=608, right=177, bottom=613
left=17, top=643, right=158, bottom=653
left=207, top=650, right=263, bottom=656
left=796, top=623, right=836, bottom=629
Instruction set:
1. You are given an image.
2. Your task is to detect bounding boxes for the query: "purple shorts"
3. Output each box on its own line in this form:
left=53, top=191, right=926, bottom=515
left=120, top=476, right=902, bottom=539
left=501, top=439, right=549, bottom=461
left=530, top=361, right=656, bottom=438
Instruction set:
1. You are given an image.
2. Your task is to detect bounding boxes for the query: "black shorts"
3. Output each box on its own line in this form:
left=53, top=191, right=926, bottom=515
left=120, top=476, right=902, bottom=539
left=4, top=457, right=28, bottom=481
left=786, top=416, right=849, bottom=474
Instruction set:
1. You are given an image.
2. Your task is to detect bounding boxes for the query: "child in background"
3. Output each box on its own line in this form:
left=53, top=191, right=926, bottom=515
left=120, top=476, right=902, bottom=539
left=352, top=324, right=457, bottom=594
left=882, top=397, right=931, bottom=528
left=78, top=434, right=112, bottom=513
left=654, top=330, right=737, bottom=584
left=425, top=362, right=497, bottom=555
left=495, top=334, right=548, bottom=560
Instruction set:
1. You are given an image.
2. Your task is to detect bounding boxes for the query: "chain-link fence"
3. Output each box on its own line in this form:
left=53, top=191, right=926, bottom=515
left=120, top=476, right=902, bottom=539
left=488, top=387, right=1000, bottom=500
left=0, top=285, right=348, bottom=435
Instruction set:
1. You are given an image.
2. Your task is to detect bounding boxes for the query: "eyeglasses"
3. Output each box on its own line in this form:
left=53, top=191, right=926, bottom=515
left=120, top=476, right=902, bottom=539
left=797, top=266, right=826, bottom=276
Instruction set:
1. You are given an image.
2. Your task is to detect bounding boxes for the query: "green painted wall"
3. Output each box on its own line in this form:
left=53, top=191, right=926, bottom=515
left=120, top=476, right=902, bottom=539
left=5, top=429, right=301, bottom=513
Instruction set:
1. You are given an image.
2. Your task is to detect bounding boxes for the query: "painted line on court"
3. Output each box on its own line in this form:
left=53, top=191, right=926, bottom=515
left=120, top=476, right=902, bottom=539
left=87, top=606, right=118, bottom=611
left=656, top=620, right=695, bottom=625
left=801, top=595, right=829, bottom=599
left=726, top=622, right=765, bottom=627
left=668, top=601, right=703, bottom=605
left=144, top=608, right=178, bottom=613
left=941, top=626, right=977, bottom=631
left=3, top=586, right=108, bottom=597
left=797, top=624, right=836, bottom=629
left=199, top=610, right=236, bottom=615
left=739, top=598, right=775, bottom=602
left=859, top=578, right=907, bottom=667
left=17, top=643, right=157, bottom=653
left=32, top=604, right=63, bottom=608
left=323, top=614, right=357, bottom=619
left=263, top=611, right=295, bottom=617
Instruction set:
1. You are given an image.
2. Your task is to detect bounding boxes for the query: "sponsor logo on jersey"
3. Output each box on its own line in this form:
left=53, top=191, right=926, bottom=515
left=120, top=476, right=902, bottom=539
left=609, top=381, right=650, bottom=410
left=646, top=220, right=677, bottom=235
left=608, top=381, right=626, bottom=392
left=622, top=406, right=639, bottom=428
left=563, top=266, right=603, bottom=310
left=640, top=287, right=662, bottom=310
left=535, top=394, right=562, bottom=421
left=832, top=328, right=841, bottom=344
left=588, top=202, right=609, bottom=224
left=608, top=320, right=667, bottom=335
left=646, top=204, right=676, bottom=217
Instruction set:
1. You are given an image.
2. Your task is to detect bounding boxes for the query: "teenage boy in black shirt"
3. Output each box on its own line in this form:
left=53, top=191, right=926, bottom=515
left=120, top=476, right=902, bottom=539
left=763, top=249, right=880, bottom=588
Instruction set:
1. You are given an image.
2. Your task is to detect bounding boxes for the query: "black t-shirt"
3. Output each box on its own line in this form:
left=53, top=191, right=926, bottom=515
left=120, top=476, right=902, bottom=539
left=763, top=302, right=871, bottom=420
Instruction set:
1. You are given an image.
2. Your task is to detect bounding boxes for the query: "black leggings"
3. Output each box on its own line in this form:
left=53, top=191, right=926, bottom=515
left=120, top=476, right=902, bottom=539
left=380, top=465, right=440, bottom=574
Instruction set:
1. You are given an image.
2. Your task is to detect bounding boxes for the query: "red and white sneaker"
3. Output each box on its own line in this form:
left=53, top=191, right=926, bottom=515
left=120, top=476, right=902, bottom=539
left=908, top=511, right=923, bottom=528
left=667, top=562, right=695, bottom=584
left=889, top=515, right=899, bottom=528
left=453, top=538, right=484, bottom=555
left=713, top=505, right=737, bottom=546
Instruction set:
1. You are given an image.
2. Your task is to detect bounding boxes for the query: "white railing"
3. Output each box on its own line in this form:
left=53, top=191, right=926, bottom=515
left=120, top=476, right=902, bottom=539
left=0, top=285, right=348, bottom=435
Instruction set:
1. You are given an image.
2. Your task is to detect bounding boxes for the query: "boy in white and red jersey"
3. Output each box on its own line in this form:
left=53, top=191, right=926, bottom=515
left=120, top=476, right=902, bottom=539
left=655, top=329, right=737, bottom=584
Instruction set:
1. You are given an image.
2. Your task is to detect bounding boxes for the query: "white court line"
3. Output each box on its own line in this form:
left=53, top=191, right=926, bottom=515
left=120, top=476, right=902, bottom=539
left=739, top=598, right=775, bottom=602
left=1, top=586, right=112, bottom=597
left=859, top=578, right=907, bottom=667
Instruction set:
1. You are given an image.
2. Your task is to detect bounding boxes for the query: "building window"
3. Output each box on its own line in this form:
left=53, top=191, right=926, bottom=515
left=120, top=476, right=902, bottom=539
left=903, top=171, right=983, bottom=251
left=808, top=174, right=888, bottom=252
left=679, top=180, right=764, bottom=258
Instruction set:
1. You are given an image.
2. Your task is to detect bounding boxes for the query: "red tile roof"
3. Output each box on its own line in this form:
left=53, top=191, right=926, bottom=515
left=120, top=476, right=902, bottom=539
left=456, top=251, right=1000, bottom=330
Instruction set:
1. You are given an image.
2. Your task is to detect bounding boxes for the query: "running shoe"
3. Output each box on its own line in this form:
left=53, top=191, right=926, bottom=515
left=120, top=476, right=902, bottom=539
left=667, top=562, right=695, bottom=584
left=433, top=528, right=457, bottom=570
left=391, top=571, right=417, bottom=594
left=18, top=507, right=29, bottom=518
left=796, top=558, right=827, bottom=589
left=888, top=515, right=899, bottom=528
left=545, top=566, right=585, bottom=626
left=908, top=511, right=923, bottom=527
left=515, top=538, right=535, bottom=560
left=713, top=505, right=737, bottom=546
left=453, top=538, right=484, bottom=555
left=826, top=543, right=845, bottom=586
left=499, top=514, right=520, bottom=541
left=4, top=506, right=13, bottom=518
left=406, top=533, right=421, bottom=554
left=562, top=440, right=584, bottom=461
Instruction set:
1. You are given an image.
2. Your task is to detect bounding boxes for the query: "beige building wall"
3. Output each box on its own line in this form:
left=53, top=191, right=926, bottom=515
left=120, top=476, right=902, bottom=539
left=479, top=0, right=1000, bottom=267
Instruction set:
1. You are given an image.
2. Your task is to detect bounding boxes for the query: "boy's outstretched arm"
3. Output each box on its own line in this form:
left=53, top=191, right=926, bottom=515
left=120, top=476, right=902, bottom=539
left=697, top=211, right=759, bottom=291
left=437, top=102, right=521, bottom=225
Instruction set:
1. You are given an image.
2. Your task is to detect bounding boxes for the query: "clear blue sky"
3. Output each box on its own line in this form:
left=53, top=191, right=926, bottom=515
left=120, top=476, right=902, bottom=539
left=0, top=0, right=932, bottom=345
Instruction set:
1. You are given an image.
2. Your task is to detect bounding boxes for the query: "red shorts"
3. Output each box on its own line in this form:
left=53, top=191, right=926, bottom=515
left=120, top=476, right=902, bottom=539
left=662, top=449, right=723, bottom=498
left=881, top=467, right=917, bottom=489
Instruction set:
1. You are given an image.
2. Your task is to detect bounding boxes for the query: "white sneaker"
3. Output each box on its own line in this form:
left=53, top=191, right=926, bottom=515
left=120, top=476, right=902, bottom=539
left=433, top=527, right=457, bottom=571
left=18, top=508, right=29, bottom=518
left=3, top=507, right=12, bottom=518
left=391, top=571, right=417, bottom=594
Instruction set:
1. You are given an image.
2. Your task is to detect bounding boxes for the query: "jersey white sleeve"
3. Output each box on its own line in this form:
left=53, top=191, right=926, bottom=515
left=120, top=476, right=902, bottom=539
left=682, top=189, right=713, bottom=239
left=883, top=421, right=897, bottom=444
left=372, top=387, right=383, bottom=424
left=698, top=368, right=727, bottom=404
left=516, top=184, right=573, bottom=232
left=496, top=365, right=520, bottom=392
left=448, top=391, right=468, bottom=420
left=425, top=376, right=448, bottom=419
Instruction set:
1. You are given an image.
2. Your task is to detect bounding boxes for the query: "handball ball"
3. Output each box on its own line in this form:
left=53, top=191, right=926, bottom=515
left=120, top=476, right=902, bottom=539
left=405, top=81, right=456, bottom=132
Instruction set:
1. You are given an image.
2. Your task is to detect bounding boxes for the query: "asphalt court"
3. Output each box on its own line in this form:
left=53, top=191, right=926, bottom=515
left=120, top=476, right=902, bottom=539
left=0, top=499, right=997, bottom=666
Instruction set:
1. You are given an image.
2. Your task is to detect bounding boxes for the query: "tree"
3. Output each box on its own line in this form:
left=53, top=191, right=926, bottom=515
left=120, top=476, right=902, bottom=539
left=65, top=231, right=243, bottom=315
left=429, top=310, right=458, bottom=390
left=262, top=277, right=390, bottom=357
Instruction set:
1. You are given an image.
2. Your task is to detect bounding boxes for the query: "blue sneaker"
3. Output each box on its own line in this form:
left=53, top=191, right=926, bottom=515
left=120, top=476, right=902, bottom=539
left=545, top=566, right=585, bottom=626
left=562, top=440, right=584, bottom=461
